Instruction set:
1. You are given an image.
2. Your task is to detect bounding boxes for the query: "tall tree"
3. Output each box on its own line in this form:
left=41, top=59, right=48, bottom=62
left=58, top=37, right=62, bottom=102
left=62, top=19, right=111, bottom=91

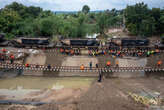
left=124, top=2, right=151, bottom=36
left=82, top=5, right=90, bottom=14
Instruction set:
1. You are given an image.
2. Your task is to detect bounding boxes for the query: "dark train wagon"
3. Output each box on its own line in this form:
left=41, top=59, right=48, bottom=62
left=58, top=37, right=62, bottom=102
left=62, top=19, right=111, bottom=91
left=109, top=38, right=149, bottom=47
left=0, top=33, right=9, bottom=46
left=11, top=37, right=54, bottom=48
left=121, top=39, right=149, bottom=47
left=61, top=39, right=100, bottom=47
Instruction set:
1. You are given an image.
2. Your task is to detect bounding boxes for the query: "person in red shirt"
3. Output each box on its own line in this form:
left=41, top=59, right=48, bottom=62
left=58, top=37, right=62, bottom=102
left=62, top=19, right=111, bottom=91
left=2, top=48, right=6, bottom=53
left=10, top=54, right=14, bottom=64
left=25, top=63, right=29, bottom=67
left=60, top=48, right=64, bottom=53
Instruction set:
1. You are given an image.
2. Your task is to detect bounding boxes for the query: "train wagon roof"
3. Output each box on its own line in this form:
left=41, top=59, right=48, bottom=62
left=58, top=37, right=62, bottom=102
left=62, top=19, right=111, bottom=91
left=62, top=38, right=98, bottom=41
left=111, top=37, right=149, bottom=40
left=17, top=37, right=49, bottom=40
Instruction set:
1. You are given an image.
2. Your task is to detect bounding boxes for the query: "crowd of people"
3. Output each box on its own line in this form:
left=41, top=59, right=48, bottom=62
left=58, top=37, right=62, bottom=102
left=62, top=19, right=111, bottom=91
left=59, top=47, right=161, bottom=58
left=0, top=48, right=15, bottom=64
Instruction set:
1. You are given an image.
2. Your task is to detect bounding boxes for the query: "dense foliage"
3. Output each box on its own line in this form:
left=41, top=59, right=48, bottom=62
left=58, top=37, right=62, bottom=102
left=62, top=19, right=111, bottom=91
left=0, top=2, right=163, bottom=39
left=0, top=2, right=123, bottom=39
left=125, top=2, right=164, bottom=37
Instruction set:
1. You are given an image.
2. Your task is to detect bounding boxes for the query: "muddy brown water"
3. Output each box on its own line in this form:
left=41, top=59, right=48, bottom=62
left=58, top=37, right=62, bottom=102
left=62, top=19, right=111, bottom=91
left=0, top=76, right=95, bottom=89
left=0, top=76, right=95, bottom=100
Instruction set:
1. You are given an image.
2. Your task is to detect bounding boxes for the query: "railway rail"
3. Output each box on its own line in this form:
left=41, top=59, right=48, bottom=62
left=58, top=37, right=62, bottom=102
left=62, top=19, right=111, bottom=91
left=0, top=62, right=164, bottom=73
left=1, top=47, right=164, bottom=54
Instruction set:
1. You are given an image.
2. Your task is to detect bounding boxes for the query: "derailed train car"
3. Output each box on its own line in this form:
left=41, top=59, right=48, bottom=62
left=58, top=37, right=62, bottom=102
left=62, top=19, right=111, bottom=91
left=60, top=39, right=100, bottom=47
left=0, top=33, right=9, bottom=46
left=108, top=38, right=150, bottom=49
left=11, top=37, right=55, bottom=48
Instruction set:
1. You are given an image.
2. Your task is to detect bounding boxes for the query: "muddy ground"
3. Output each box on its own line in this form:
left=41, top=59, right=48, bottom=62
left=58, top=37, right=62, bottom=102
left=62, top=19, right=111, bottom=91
left=1, top=77, right=164, bottom=110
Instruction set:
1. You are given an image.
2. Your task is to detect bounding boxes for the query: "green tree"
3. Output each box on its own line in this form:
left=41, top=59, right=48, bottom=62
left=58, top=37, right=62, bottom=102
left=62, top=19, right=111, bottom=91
left=96, top=13, right=108, bottom=35
left=0, top=9, right=21, bottom=36
left=82, top=5, right=90, bottom=14
left=125, top=2, right=150, bottom=36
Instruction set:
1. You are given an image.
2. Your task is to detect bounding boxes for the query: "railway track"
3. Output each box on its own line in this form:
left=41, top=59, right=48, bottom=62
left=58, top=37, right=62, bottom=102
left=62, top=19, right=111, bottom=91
left=0, top=62, right=163, bottom=73
left=1, top=47, right=164, bottom=54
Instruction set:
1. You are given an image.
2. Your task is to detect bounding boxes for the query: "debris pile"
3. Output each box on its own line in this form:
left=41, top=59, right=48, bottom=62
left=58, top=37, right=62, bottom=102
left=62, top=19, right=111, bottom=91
left=128, top=91, right=161, bottom=106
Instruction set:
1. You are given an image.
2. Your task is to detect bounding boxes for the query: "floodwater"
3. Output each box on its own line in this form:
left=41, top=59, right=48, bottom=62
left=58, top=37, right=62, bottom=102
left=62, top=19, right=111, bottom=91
left=0, top=76, right=95, bottom=100
left=0, top=76, right=95, bottom=89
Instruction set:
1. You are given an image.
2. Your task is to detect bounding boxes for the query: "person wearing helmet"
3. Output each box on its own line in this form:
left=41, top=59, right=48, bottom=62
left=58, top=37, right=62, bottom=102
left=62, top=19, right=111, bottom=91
left=157, top=61, right=162, bottom=67
left=106, top=61, right=111, bottom=67
left=10, top=54, right=14, bottom=64
left=80, top=64, right=84, bottom=70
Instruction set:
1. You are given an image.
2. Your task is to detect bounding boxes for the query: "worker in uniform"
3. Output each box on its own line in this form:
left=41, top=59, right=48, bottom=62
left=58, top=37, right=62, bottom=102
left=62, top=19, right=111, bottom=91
left=35, top=64, right=39, bottom=68
left=138, top=52, right=142, bottom=57
left=80, top=64, right=84, bottom=70
left=96, top=63, right=98, bottom=68
left=47, top=64, right=51, bottom=69
left=89, top=61, right=92, bottom=70
left=96, top=49, right=99, bottom=56
left=70, top=49, right=74, bottom=55
left=101, top=50, right=104, bottom=55
left=110, top=50, right=113, bottom=55
left=151, top=50, right=154, bottom=56
left=155, top=49, right=160, bottom=54
left=92, top=51, right=95, bottom=56
left=88, top=50, right=91, bottom=56
left=157, top=61, right=162, bottom=67
left=98, top=72, right=102, bottom=82
left=117, top=51, right=121, bottom=57
left=10, top=54, right=14, bottom=64
left=0, top=53, right=2, bottom=61
left=2, top=48, right=6, bottom=53
left=104, top=51, right=107, bottom=56
left=60, top=48, right=64, bottom=54
left=116, top=60, right=119, bottom=68
left=106, top=61, right=111, bottom=67
left=147, top=51, right=150, bottom=57
left=65, top=49, right=69, bottom=55
left=1, top=53, right=5, bottom=62
left=1, top=48, right=6, bottom=61
left=78, top=48, right=80, bottom=55
left=25, top=63, right=29, bottom=67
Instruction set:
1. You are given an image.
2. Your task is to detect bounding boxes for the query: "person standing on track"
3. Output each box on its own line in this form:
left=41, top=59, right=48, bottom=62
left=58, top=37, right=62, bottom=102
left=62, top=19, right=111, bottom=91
left=106, top=61, right=111, bottom=67
left=80, top=64, right=84, bottom=70
left=89, top=61, right=92, bottom=70
left=47, top=64, right=51, bottom=69
left=98, top=72, right=102, bottom=82
left=157, top=61, right=162, bottom=67
left=96, top=63, right=98, bottom=68
left=116, top=60, right=119, bottom=68
left=10, top=54, right=14, bottom=64
left=25, top=63, right=29, bottom=67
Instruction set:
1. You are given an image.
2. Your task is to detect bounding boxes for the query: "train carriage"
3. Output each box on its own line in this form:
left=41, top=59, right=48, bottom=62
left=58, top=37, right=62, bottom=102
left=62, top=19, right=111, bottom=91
left=11, top=37, right=55, bottom=48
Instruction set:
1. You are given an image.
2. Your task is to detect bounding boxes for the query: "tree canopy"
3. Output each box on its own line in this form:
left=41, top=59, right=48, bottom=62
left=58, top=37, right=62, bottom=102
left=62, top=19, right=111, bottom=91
left=124, top=2, right=164, bottom=37
left=82, top=5, right=90, bottom=14
left=0, top=2, right=163, bottom=39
